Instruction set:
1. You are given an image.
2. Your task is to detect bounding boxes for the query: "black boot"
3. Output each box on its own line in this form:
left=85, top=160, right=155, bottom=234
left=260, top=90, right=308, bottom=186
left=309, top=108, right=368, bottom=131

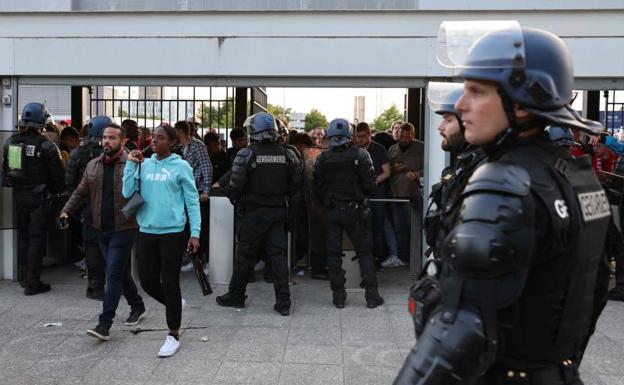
left=273, top=303, right=290, bottom=316
left=86, top=287, right=105, bottom=301
left=263, top=269, right=273, bottom=284
left=333, top=289, right=347, bottom=309
left=24, top=280, right=51, bottom=296
left=18, top=267, right=27, bottom=288
left=608, top=287, right=624, bottom=302
left=364, top=287, right=384, bottom=308
left=216, top=293, right=247, bottom=308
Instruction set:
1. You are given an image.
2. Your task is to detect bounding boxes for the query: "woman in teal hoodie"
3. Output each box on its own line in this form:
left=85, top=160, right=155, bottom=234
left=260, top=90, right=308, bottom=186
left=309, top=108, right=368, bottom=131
left=123, top=124, right=201, bottom=358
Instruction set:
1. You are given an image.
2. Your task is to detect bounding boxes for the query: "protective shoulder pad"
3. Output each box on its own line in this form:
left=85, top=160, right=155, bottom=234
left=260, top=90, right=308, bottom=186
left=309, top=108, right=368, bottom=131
left=463, top=162, right=531, bottom=197
left=235, top=147, right=253, bottom=160
left=40, top=138, right=58, bottom=152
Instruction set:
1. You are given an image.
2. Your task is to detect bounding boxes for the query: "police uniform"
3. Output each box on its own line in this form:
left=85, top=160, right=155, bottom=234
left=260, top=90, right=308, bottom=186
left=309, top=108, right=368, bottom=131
left=65, top=115, right=113, bottom=300
left=425, top=145, right=486, bottom=259
left=216, top=113, right=302, bottom=316
left=313, top=118, right=384, bottom=309
left=1, top=103, right=64, bottom=294
left=395, top=22, right=610, bottom=385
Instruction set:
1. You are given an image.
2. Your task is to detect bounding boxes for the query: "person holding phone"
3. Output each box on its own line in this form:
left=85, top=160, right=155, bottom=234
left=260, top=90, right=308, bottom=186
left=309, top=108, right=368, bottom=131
left=123, top=124, right=201, bottom=358
left=60, top=123, right=146, bottom=341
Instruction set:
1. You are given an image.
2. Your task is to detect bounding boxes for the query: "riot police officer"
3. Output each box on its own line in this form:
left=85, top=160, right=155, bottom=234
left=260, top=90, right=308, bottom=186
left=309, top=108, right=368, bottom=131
left=216, top=112, right=302, bottom=316
left=424, top=83, right=486, bottom=259
left=1, top=103, right=64, bottom=295
left=395, top=21, right=609, bottom=385
left=66, top=115, right=114, bottom=300
left=313, top=118, right=384, bottom=309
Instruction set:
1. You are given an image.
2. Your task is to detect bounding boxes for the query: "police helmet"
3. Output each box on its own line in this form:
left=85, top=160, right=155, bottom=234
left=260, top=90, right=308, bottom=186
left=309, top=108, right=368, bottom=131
left=437, top=20, right=602, bottom=135
left=428, top=82, right=464, bottom=117
left=427, top=82, right=465, bottom=133
left=547, top=126, right=577, bottom=147
left=19, top=103, right=50, bottom=129
left=243, top=112, right=278, bottom=141
left=326, top=118, right=352, bottom=147
left=88, top=115, right=114, bottom=139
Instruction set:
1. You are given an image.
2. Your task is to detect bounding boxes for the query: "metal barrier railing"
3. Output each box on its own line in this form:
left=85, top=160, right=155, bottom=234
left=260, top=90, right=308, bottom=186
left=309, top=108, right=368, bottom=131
left=216, top=194, right=423, bottom=282
left=369, top=198, right=422, bottom=277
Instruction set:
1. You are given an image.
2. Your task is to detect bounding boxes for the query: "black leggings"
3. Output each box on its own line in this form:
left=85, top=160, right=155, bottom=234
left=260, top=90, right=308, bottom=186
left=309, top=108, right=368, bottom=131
left=137, top=231, right=185, bottom=330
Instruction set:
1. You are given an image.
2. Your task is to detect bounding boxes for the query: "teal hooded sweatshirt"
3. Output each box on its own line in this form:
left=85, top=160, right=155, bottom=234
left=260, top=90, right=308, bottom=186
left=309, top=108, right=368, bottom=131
left=122, top=153, right=201, bottom=238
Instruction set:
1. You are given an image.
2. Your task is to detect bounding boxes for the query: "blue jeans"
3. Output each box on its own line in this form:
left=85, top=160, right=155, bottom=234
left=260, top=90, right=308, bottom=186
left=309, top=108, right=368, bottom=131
left=391, top=202, right=412, bottom=263
left=383, top=214, right=398, bottom=257
left=98, top=230, right=144, bottom=328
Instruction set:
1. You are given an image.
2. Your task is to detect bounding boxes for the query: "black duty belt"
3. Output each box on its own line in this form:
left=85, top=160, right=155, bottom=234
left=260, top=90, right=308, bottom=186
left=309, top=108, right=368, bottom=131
left=484, top=359, right=579, bottom=385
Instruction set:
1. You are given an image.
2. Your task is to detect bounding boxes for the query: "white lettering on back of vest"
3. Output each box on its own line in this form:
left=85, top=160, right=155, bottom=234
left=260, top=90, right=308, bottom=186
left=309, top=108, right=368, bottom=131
left=577, top=190, right=611, bottom=222
left=256, top=155, right=286, bottom=164
left=25, top=145, right=36, bottom=157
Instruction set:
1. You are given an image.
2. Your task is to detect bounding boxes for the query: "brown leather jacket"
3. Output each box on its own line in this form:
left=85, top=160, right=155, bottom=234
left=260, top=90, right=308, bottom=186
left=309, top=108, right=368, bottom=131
left=62, top=151, right=138, bottom=231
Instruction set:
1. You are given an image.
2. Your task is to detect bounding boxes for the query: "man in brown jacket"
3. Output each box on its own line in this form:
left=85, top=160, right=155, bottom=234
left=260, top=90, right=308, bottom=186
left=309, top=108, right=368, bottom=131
left=61, top=123, right=145, bottom=341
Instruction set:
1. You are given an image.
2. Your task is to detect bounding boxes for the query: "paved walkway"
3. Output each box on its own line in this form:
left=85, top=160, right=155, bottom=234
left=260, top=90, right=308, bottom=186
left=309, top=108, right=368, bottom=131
left=0, top=265, right=621, bottom=385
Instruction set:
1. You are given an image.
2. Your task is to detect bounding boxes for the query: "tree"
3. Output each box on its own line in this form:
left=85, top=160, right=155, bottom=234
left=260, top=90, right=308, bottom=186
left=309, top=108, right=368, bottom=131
left=196, top=99, right=234, bottom=128
left=372, top=104, right=404, bottom=132
left=268, top=103, right=292, bottom=122
left=304, top=109, right=329, bottom=132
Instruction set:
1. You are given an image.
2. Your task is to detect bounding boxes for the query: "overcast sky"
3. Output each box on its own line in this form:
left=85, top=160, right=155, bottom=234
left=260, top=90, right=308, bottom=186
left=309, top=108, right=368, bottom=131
left=266, top=88, right=407, bottom=123
left=265, top=87, right=599, bottom=125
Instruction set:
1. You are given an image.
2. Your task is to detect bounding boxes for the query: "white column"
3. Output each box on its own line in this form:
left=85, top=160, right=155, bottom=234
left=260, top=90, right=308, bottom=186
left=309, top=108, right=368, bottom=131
left=209, top=196, right=235, bottom=284
left=421, top=91, right=449, bottom=263
left=0, top=76, right=17, bottom=280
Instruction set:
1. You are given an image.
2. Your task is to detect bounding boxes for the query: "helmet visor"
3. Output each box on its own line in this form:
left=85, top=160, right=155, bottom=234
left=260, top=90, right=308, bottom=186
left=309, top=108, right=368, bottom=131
left=243, top=113, right=277, bottom=133
left=242, top=115, right=253, bottom=128
left=437, top=20, right=525, bottom=71
left=427, top=82, right=464, bottom=114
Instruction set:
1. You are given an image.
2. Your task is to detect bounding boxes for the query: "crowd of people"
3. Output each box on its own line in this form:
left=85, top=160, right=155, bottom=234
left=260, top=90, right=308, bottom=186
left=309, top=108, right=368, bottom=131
left=2, top=20, right=624, bottom=384
left=1, top=98, right=427, bottom=357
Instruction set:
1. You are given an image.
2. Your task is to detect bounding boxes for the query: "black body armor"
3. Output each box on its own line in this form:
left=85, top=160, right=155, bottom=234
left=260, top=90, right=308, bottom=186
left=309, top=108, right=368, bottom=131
left=314, top=145, right=376, bottom=206
left=395, top=134, right=610, bottom=385
left=424, top=146, right=486, bottom=257
left=2, top=131, right=64, bottom=193
left=227, top=141, right=301, bottom=208
left=66, top=141, right=103, bottom=191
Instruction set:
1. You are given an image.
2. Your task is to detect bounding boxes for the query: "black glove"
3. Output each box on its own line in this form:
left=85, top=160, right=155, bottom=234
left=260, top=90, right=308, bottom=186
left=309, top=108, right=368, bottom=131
left=409, top=276, right=444, bottom=338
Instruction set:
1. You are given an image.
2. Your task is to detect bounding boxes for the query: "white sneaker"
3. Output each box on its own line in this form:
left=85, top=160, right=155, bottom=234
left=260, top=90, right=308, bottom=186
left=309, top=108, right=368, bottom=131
left=254, top=260, right=266, bottom=272
left=180, top=262, right=194, bottom=273
left=73, top=258, right=86, bottom=271
left=381, top=255, right=404, bottom=268
left=158, top=335, right=180, bottom=358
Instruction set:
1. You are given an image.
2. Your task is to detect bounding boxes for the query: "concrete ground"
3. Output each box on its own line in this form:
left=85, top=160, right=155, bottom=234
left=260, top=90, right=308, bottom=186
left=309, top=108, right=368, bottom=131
left=0, top=265, right=621, bottom=385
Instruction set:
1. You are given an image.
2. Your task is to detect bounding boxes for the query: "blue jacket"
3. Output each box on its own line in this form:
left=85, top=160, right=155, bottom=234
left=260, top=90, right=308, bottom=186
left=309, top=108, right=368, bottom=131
left=123, top=153, right=201, bottom=238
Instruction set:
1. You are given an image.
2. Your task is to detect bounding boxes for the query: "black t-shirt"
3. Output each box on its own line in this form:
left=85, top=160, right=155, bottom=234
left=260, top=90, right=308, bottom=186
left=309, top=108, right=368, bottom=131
left=211, top=150, right=232, bottom=183
left=226, top=147, right=240, bottom=164
left=364, top=141, right=389, bottom=176
left=101, top=162, right=115, bottom=231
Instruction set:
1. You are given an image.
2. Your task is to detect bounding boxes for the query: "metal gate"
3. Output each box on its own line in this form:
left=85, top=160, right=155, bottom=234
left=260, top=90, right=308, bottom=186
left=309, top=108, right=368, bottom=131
left=88, top=85, right=236, bottom=145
